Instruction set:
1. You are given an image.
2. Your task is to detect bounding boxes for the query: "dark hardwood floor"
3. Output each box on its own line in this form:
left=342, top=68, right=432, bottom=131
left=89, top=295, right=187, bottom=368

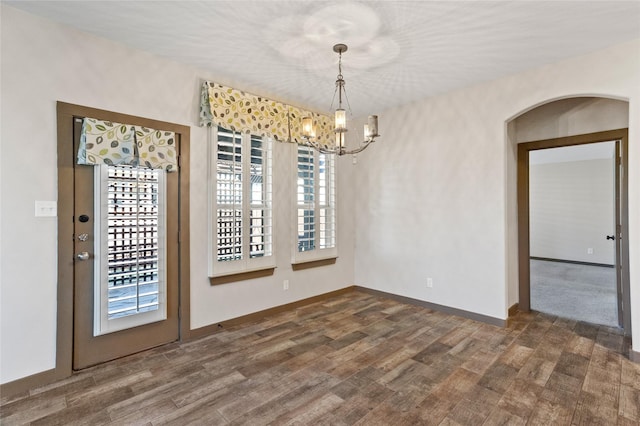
left=1, top=291, right=638, bottom=425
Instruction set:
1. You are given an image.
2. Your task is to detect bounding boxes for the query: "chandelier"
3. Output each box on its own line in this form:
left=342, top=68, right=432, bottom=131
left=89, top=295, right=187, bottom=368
left=301, top=43, right=380, bottom=155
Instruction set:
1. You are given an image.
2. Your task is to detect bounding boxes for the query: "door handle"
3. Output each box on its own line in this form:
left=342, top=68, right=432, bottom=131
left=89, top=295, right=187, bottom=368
left=76, top=251, right=91, bottom=261
left=606, top=235, right=615, bottom=241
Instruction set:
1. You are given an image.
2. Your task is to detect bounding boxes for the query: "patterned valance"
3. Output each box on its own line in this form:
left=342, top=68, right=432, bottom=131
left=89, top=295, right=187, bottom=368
left=78, top=117, right=177, bottom=172
left=200, top=81, right=333, bottom=148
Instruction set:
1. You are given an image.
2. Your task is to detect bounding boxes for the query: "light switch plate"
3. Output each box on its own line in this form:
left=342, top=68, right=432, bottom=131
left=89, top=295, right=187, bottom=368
left=35, top=200, right=57, bottom=217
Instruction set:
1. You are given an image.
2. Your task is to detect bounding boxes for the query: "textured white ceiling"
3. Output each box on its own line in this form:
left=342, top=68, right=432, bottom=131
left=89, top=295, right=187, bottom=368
left=6, top=1, right=640, bottom=118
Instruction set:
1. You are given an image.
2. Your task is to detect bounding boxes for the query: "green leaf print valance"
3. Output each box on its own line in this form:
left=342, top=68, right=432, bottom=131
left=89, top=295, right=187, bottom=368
left=77, top=117, right=177, bottom=172
left=200, top=81, right=334, bottom=149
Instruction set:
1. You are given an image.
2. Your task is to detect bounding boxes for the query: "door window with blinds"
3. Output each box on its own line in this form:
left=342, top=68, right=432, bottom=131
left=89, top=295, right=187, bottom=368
left=209, top=126, right=274, bottom=277
left=94, top=164, right=167, bottom=335
left=292, top=145, right=337, bottom=264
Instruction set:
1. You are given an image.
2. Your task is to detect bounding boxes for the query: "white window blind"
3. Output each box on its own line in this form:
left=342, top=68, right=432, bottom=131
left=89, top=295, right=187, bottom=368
left=318, top=152, right=336, bottom=249
left=94, top=164, right=167, bottom=336
left=216, top=128, right=243, bottom=262
left=210, top=126, right=274, bottom=277
left=297, top=146, right=315, bottom=252
left=293, top=145, right=337, bottom=264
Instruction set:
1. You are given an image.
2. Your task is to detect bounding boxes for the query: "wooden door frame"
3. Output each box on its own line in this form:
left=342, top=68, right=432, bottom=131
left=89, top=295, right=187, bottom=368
left=56, top=102, right=191, bottom=379
left=517, top=128, right=631, bottom=335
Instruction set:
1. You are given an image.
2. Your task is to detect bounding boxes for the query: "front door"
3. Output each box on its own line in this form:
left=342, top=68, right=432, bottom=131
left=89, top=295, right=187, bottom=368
left=72, top=117, right=180, bottom=369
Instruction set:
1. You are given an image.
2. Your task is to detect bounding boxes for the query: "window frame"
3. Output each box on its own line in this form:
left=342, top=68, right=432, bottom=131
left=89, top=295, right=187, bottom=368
left=208, top=126, right=275, bottom=278
left=291, top=144, right=338, bottom=265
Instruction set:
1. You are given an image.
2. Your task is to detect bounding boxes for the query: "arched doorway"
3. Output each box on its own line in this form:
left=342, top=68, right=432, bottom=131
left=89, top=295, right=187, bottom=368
left=507, top=97, right=631, bottom=335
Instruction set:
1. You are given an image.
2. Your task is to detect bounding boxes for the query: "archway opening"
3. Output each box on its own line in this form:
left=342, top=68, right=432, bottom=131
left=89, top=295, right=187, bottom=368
left=506, top=96, right=630, bottom=335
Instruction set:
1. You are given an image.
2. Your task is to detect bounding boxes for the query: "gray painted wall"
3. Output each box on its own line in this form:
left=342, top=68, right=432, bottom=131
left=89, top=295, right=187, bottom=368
left=529, top=149, right=615, bottom=265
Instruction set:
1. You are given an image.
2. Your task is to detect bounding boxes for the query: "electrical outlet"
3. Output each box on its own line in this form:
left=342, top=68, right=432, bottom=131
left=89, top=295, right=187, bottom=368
left=426, top=278, right=433, bottom=288
left=35, top=200, right=57, bottom=217
left=283, top=280, right=289, bottom=290
left=587, top=248, right=594, bottom=255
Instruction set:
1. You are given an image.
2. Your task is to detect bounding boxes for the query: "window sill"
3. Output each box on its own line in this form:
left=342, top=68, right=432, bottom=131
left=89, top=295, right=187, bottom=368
left=209, top=267, right=275, bottom=285
left=291, top=257, right=337, bottom=271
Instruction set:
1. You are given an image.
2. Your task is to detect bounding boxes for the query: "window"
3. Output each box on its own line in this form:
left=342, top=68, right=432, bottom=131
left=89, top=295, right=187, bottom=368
left=94, top=164, right=167, bottom=335
left=209, top=126, right=274, bottom=277
left=293, top=145, right=337, bottom=263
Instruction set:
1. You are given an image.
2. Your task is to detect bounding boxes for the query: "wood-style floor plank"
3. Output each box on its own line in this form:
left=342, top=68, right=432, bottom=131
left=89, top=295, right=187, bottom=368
left=0, top=290, right=635, bottom=425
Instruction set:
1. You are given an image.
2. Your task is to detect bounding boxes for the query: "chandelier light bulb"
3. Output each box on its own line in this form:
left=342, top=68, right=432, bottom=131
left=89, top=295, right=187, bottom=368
left=367, top=115, right=378, bottom=138
left=302, top=116, right=315, bottom=138
left=335, top=109, right=346, bottom=131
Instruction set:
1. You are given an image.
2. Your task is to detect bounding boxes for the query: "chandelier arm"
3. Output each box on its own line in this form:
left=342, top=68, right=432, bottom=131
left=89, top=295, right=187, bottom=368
left=302, top=135, right=339, bottom=155
left=300, top=136, right=323, bottom=152
left=305, top=139, right=377, bottom=156
left=338, top=140, right=376, bottom=155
